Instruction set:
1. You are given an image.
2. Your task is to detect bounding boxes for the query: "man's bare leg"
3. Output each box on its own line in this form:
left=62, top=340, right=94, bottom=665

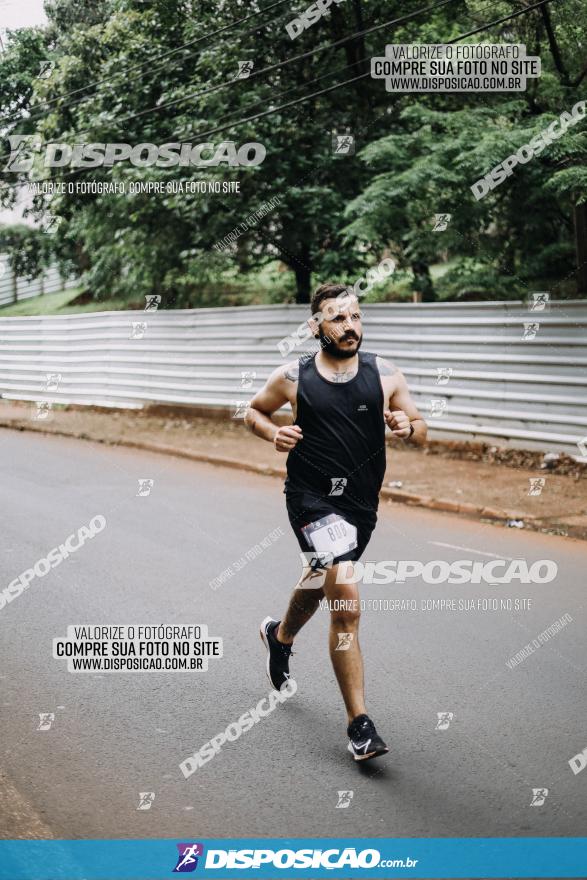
left=276, top=585, right=324, bottom=644
left=261, top=567, right=324, bottom=692
left=323, top=563, right=366, bottom=723
left=276, top=562, right=366, bottom=722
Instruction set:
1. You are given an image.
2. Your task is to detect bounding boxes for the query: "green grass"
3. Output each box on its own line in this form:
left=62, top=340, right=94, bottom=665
left=0, top=289, right=78, bottom=316
left=0, top=287, right=138, bottom=317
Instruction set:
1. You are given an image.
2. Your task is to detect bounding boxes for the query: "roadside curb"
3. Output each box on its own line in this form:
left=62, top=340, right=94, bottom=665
left=3, top=417, right=582, bottom=539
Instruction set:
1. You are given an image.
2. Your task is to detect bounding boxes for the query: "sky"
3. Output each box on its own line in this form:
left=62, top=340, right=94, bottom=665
left=0, top=0, right=47, bottom=31
left=0, top=2, right=48, bottom=224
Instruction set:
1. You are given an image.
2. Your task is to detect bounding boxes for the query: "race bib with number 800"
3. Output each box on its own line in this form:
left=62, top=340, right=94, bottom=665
left=301, top=514, right=357, bottom=559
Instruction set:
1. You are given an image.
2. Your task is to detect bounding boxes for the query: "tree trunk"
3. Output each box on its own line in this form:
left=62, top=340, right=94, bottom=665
left=294, top=262, right=311, bottom=303
left=411, top=260, right=435, bottom=301
left=292, top=243, right=312, bottom=303
left=236, top=237, right=249, bottom=273
left=573, top=202, right=587, bottom=296
left=498, top=239, right=516, bottom=276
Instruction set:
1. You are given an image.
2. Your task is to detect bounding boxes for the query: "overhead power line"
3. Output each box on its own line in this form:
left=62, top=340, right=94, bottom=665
left=0, top=0, right=463, bottom=170
left=0, top=0, right=294, bottom=128
left=177, top=0, right=560, bottom=141
left=1, top=0, right=559, bottom=193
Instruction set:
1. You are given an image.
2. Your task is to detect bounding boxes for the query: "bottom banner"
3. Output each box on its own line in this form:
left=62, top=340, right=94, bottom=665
left=0, top=838, right=586, bottom=879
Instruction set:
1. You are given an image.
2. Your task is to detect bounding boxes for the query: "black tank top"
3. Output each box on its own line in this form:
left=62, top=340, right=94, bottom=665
left=285, top=351, right=386, bottom=516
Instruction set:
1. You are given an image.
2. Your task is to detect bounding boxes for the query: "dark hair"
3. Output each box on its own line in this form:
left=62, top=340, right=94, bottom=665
left=310, top=283, right=351, bottom=316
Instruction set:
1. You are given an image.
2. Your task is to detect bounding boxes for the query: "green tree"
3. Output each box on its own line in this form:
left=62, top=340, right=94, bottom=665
left=0, top=224, right=52, bottom=278
left=346, top=0, right=587, bottom=299
left=2, top=0, right=585, bottom=304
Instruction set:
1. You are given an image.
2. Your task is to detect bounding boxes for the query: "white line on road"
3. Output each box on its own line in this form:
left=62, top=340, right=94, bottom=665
left=429, top=541, right=515, bottom=561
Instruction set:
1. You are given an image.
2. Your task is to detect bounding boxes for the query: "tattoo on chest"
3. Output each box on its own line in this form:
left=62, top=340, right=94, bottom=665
left=330, top=368, right=357, bottom=383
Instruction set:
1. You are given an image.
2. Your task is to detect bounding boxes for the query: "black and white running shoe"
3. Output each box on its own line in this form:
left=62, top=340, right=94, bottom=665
left=260, top=617, right=293, bottom=692
left=347, top=714, right=389, bottom=762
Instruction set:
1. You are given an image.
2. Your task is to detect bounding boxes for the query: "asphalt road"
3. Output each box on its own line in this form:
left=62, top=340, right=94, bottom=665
left=1, top=428, right=586, bottom=841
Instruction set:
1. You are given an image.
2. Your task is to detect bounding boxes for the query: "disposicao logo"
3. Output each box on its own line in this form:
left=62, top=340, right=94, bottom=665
left=173, top=843, right=204, bottom=872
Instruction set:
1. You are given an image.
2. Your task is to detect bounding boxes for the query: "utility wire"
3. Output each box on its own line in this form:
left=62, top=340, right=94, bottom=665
left=1, top=0, right=559, bottom=192
left=0, top=0, right=294, bottom=127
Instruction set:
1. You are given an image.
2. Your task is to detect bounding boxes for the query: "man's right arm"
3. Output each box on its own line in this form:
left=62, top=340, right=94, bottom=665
left=244, top=364, right=303, bottom=452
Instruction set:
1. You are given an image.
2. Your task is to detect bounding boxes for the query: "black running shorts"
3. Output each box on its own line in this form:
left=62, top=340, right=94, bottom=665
left=285, top=490, right=376, bottom=565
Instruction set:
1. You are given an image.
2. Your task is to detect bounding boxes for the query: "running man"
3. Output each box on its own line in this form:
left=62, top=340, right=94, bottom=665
left=245, top=283, right=427, bottom=761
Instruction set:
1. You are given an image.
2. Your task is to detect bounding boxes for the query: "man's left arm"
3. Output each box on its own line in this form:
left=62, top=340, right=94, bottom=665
left=385, top=370, right=428, bottom=447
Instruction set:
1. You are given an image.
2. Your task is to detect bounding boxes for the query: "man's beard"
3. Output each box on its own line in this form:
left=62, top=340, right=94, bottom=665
left=318, top=327, right=363, bottom=360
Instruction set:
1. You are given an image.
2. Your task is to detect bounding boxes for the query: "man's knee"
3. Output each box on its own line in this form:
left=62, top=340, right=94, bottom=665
left=331, top=600, right=361, bottom=629
left=326, top=566, right=361, bottom=627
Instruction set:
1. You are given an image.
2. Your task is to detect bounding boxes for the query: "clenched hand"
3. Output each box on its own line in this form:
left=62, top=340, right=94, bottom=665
left=274, top=424, right=303, bottom=452
left=384, top=409, right=412, bottom=439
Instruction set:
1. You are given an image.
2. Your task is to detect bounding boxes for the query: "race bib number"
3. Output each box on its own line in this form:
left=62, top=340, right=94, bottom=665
left=301, top=514, right=357, bottom=558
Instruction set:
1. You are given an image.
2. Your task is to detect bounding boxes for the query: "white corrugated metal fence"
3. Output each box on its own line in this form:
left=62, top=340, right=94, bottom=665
left=0, top=300, right=586, bottom=455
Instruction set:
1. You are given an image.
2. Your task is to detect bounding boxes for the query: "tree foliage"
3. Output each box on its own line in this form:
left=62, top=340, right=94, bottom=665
left=0, top=0, right=585, bottom=302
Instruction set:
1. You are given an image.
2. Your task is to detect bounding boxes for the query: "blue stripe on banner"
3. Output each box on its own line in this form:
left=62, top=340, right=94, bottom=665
left=0, top=838, right=586, bottom=879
